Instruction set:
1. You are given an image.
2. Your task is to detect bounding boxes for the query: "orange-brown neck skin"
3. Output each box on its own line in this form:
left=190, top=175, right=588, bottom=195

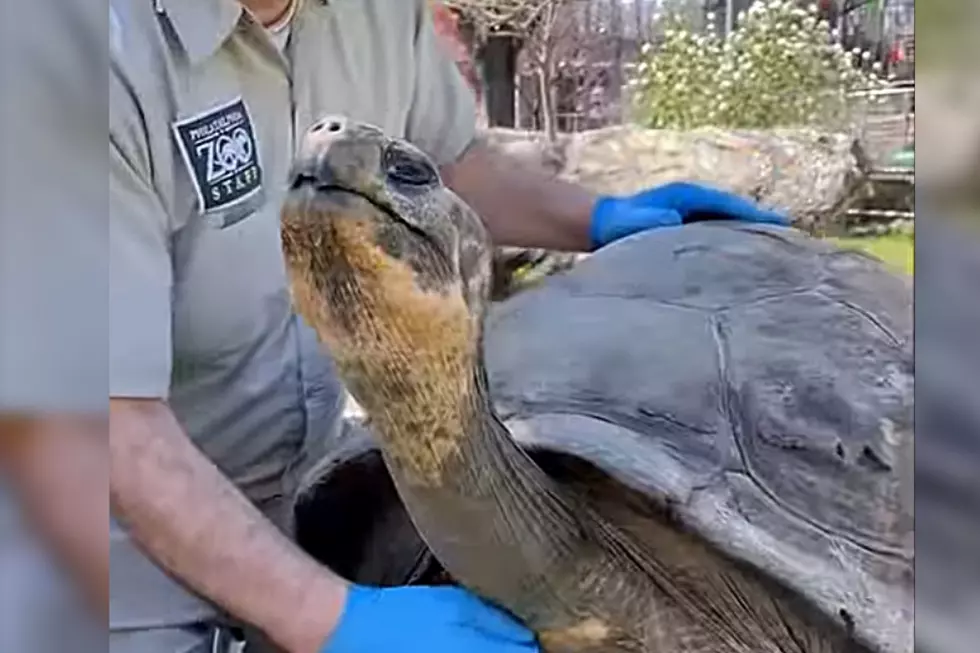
left=281, top=201, right=480, bottom=485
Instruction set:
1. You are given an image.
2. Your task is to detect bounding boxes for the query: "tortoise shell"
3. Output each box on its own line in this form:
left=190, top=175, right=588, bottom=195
left=295, top=222, right=913, bottom=653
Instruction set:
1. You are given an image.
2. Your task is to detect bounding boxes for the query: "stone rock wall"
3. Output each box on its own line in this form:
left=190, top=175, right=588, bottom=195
left=484, top=125, right=868, bottom=234
left=483, top=125, right=871, bottom=298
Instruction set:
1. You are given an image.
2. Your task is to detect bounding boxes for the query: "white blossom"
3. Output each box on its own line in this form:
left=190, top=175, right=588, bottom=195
left=628, top=1, right=883, bottom=131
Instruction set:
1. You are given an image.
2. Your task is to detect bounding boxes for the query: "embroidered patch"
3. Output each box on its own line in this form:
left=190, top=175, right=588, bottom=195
left=172, top=97, right=263, bottom=227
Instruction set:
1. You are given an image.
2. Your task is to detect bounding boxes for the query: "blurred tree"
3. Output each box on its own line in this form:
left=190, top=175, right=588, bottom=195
left=445, top=0, right=552, bottom=127
left=628, top=1, right=886, bottom=130
left=448, top=1, right=631, bottom=137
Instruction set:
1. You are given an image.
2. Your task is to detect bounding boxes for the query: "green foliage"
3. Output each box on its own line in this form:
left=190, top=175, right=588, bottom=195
left=829, top=233, right=914, bottom=275
left=627, top=1, right=888, bottom=130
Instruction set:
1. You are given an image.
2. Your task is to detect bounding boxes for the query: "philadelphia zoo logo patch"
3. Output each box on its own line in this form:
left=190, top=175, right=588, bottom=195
left=172, top=97, right=263, bottom=227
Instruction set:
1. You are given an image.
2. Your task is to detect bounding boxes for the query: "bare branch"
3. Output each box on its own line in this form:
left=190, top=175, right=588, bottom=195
left=445, top=0, right=561, bottom=37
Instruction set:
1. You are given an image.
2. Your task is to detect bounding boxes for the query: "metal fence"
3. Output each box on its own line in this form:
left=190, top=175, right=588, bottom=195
left=844, top=82, right=915, bottom=224
left=849, top=83, right=915, bottom=166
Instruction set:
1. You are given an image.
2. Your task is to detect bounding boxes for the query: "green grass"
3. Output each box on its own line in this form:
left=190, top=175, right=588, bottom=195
left=828, top=233, right=914, bottom=276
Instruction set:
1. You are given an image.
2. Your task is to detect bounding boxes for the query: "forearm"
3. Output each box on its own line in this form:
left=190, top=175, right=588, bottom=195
left=109, top=398, right=345, bottom=653
left=441, top=141, right=598, bottom=252
left=0, top=415, right=109, bottom=616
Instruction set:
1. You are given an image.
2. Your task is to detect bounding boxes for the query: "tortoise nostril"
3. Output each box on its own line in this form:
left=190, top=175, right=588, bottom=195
left=309, top=119, right=344, bottom=136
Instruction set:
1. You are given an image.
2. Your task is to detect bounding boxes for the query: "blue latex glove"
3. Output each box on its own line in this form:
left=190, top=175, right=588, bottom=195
left=322, top=585, right=541, bottom=653
left=590, top=181, right=790, bottom=249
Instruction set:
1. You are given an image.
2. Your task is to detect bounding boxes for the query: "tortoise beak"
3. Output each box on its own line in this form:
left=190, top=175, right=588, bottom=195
left=289, top=115, right=386, bottom=195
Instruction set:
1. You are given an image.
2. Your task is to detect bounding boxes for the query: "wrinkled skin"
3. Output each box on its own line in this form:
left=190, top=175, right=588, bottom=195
left=279, top=117, right=866, bottom=652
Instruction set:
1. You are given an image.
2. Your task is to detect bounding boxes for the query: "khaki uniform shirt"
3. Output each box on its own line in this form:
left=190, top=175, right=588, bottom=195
left=109, top=0, right=476, bottom=631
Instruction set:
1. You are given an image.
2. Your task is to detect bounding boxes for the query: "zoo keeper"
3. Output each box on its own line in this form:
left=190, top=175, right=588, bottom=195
left=109, top=1, right=789, bottom=652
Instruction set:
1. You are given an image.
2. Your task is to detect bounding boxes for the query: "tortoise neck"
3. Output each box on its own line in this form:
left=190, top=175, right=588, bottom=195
left=364, top=342, right=559, bottom=492
left=368, top=348, right=588, bottom=625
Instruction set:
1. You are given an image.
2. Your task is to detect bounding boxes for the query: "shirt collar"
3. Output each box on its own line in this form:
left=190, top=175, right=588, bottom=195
left=156, top=0, right=244, bottom=65
left=158, top=0, right=330, bottom=64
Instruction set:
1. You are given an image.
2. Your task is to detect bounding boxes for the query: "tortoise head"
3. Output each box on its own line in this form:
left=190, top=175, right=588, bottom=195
left=280, top=116, right=492, bottom=408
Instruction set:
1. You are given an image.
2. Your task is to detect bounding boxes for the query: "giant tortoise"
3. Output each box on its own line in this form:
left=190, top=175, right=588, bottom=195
left=280, top=117, right=914, bottom=653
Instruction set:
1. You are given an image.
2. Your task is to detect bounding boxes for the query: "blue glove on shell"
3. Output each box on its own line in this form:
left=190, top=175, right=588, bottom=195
left=321, top=584, right=541, bottom=653
left=589, top=181, right=790, bottom=250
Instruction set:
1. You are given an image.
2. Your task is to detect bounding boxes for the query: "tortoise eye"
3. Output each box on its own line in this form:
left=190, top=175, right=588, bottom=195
left=384, top=147, right=437, bottom=186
